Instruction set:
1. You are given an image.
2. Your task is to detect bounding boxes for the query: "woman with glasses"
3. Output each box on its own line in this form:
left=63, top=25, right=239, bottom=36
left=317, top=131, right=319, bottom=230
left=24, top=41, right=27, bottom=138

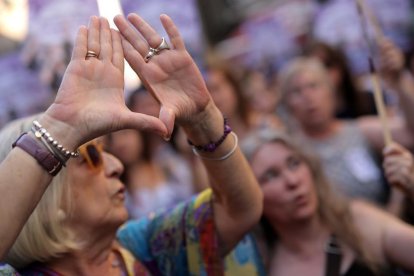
left=277, top=51, right=414, bottom=213
left=0, top=14, right=262, bottom=275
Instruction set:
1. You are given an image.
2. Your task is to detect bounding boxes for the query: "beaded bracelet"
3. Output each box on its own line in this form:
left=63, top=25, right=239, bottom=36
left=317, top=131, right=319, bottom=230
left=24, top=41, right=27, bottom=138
left=192, top=132, right=238, bottom=161
left=32, top=120, right=79, bottom=163
left=188, top=118, right=231, bottom=152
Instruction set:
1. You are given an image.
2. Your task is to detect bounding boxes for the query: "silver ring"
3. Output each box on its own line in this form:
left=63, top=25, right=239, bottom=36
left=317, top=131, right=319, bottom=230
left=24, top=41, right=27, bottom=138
left=86, top=50, right=98, bottom=58
left=144, top=48, right=156, bottom=63
left=154, top=37, right=170, bottom=54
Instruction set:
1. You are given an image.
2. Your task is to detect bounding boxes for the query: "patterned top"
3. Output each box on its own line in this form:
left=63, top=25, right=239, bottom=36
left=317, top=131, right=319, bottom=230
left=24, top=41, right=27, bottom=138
left=1, top=189, right=263, bottom=275
left=10, top=246, right=149, bottom=276
left=117, top=188, right=222, bottom=275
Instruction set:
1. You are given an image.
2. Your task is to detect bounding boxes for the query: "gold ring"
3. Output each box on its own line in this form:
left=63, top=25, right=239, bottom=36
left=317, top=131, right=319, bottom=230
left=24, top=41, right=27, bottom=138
left=86, top=50, right=98, bottom=58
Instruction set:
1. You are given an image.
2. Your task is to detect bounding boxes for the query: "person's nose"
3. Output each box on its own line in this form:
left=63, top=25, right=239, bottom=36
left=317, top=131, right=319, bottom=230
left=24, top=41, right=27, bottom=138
left=284, top=170, right=300, bottom=189
left=103, top=152, right=124, bottom=178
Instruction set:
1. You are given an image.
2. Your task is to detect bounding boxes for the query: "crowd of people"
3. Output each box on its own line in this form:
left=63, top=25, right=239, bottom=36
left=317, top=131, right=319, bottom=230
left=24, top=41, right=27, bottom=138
left=1, top=2, right=414, bottom=276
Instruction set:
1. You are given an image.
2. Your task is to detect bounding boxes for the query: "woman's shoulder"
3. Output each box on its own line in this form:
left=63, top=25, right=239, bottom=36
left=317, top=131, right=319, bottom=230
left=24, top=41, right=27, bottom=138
left=349, top=200, right=391, bottom=264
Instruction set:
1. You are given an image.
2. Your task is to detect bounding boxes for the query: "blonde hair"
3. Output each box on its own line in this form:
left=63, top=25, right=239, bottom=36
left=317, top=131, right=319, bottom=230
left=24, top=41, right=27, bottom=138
left=242, top=129, right=379, bottom=272
left=0, top=115, right=80, bottom=269
left=278, top=57, right=334, bottom=106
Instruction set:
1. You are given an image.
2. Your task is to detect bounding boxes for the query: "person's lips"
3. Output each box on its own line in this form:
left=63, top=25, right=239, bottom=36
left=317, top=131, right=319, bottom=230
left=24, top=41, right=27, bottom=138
left=113, top=185, right=126, bottom=200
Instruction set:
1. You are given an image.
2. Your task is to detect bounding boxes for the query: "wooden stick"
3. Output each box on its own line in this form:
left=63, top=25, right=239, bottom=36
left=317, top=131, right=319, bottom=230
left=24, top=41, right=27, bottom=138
left=356, top=0, right=393, bottom=147
left=369, top=59, right=393, bottom=147
left=356, top=0, right=383, bottom=42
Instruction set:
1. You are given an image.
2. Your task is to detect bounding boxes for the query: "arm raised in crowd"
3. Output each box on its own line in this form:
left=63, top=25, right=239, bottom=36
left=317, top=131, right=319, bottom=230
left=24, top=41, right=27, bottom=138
left=114, top=13, right=263, bottom=255
left=351, top=143, right=414, bottom=271
left=0, top=16, right=168, bottom=259
left=359, top=38, right=414, bottom=151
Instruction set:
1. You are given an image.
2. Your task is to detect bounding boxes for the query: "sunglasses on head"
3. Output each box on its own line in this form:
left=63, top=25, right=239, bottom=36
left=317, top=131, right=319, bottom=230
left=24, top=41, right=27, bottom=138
left=78, top=140, right=104, bottom=170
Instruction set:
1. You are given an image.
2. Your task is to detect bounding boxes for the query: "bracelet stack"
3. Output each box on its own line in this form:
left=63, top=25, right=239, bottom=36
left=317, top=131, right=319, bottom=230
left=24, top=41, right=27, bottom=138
left=188, top=117, right=238, bottom=161
left=12, top=120, right=80, bottom=176
left=32, top=120, right=79, bottom=164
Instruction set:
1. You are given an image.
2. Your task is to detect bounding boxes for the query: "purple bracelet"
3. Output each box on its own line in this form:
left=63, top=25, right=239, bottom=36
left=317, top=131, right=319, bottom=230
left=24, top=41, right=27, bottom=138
left=188, top=118, right=232, bottom=152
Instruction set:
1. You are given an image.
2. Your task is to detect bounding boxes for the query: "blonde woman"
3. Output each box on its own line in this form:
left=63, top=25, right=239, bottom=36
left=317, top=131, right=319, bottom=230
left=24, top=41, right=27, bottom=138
left=224, top=129, right=414, bottom=275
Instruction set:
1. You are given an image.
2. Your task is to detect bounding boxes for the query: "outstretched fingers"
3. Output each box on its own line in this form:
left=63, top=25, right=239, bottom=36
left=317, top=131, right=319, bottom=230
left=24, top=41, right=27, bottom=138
left=71, top=26, right=88, bottom=60
left=127, top=13, right=162, bottom=49
left=111, top=29, right=124, bottom=71
left=114, top=14, right=148, bottom=58
left=160, top=14, right=185, bottom=50
left=87, top=16, right=101, bottom=58
left=99, top=17, right=112, bottom=61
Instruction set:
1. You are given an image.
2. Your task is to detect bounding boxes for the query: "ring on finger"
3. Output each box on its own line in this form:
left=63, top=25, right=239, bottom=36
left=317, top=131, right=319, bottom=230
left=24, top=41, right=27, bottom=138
left=86, top=50, right=99, bottom=58
left=154, top=37, right=170, bottom=54
left=144, top=48, right=156, bottom=63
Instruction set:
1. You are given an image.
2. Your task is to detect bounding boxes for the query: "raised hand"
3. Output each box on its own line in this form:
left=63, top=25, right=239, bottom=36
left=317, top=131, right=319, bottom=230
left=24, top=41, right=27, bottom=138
left=114, top=14, right=212, bottom=138
left=383, top=143, right=414, bottom=198
left=43, top=16, right=168, bottom=149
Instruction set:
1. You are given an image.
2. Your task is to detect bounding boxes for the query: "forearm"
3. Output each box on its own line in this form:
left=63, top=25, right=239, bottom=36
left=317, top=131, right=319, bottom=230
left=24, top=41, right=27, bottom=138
left=183, top=103, right=263, bottom=252
left=396, top=71, right=414, bottom=133
left=0, top=115, right=79, bottom=259
left=0, top=146, right=51, bottom=259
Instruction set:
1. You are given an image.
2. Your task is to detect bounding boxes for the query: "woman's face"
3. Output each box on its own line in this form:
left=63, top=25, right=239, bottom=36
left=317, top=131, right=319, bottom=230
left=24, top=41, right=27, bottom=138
left=244, top=72, right=278, bottom=114
left=65, top=140, right=128, bottom=232
left=206, top=69, right=238, bottom=117
left=250, top=142, right=318, bottom=223
left=105, top=129, right=143, bottom=166
left=285, top=70, right=335, bottom=129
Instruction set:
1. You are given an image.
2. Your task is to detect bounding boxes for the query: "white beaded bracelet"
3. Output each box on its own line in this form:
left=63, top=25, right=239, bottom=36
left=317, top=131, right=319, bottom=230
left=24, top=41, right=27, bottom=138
left=192, top=132, right=238, bottom=161
left=32, top=120, right=80, bottom=160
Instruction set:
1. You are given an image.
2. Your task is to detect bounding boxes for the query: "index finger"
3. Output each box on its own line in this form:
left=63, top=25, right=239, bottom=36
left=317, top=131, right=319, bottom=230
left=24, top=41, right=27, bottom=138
left=71, top=26, right=88, bottom=60
left=383, top=143, right=405, bottom=156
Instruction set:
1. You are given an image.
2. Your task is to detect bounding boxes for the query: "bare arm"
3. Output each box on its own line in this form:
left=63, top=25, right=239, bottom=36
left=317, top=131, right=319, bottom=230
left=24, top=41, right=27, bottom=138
left=352, top=200, right=414, bottom=271
left=114, top=13, right=263, bottom=256
left=0, top=144, right=52, bottom=259
left=358, top=39, right=414, bottom=152
left=182, top=103, right=263, bottom=255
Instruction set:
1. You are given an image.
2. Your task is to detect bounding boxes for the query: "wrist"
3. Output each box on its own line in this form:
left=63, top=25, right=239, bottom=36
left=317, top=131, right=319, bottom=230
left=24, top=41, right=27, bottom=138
left=38, top=112, right=81, bottom=151
left=182, top=102, right=224, bottom=145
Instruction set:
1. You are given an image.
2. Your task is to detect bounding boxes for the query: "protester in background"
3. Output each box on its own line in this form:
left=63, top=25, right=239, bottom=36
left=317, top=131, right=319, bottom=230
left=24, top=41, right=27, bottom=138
left=206, top=62, right=282, bottom=142
left=304, top=41, right=376, bottom=119
left=276, top=39, right=414, bottom=211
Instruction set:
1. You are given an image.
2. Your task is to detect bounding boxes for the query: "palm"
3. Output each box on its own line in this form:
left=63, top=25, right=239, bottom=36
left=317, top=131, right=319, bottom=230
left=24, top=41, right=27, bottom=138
left=138, top=49, right=210, bottom=122
left=115, top=14, right=212, bottom=134
left=45, top=20, right=167, bottom=145
left=52, top=59, right=126, bottom=138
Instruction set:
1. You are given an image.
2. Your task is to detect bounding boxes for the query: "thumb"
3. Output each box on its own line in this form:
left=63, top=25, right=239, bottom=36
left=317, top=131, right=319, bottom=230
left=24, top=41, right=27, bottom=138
left=159, top=106, right=175, bottom=141
left=121, top=111, right=168, bottom=137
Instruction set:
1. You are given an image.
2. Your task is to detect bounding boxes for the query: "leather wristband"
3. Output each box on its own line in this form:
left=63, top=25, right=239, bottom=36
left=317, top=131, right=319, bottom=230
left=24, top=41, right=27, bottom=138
left=12, top=133, right=63, bottom=176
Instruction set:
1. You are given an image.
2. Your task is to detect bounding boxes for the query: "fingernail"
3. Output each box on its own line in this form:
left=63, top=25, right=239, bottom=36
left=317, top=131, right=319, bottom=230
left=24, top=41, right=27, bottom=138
left=163, top=134, right=171, bottom=141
